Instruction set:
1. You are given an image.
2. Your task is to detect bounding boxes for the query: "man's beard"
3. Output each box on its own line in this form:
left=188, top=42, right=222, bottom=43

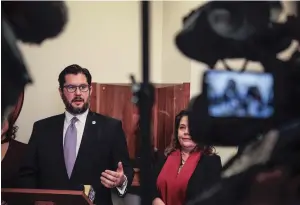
left=62, top=94, right=90, bottom=115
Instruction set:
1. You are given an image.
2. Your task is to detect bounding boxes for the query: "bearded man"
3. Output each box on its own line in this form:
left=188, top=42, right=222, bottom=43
left=19, top=64, right=133, bottom=205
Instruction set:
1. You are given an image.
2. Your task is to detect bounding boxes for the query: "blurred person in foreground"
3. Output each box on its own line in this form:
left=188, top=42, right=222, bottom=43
left=2, top=1, right=68, bottom=127
left=1, top=92, right=27, bottom=188
left=243, top=168, right=300, bottom=205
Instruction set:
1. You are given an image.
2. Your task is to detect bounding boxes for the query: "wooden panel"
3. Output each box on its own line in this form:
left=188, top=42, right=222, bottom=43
left=153, top=84, right=190, bottom=151
left=164, top=86, right=176, bottom=149
left=183, top=83, right=191, bottom=107
left=98, top=84, right=136, bottom=159
left=89, top=83, right=190, bottom=159
left=155, top=87, right=170, bottom=151
left=90, top=83, right=98, bottom=113
left=152, top=90, right=159, bottom=147
left=174, top=83, right=190, bottom=114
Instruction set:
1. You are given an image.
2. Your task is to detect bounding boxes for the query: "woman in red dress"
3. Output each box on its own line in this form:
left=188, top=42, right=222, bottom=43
left=152, top=110, right=222, bottom=205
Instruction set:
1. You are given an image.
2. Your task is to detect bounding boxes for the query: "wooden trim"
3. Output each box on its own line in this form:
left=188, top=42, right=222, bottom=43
left=2, top=188, right=93, bottom=205
left=2, top=188, right=84, bottom=195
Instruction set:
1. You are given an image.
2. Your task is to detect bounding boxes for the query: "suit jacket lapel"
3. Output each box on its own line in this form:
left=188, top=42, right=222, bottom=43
left=52, top=114, right=70, bottom=180
left=71, top=111, right=102, bottom=180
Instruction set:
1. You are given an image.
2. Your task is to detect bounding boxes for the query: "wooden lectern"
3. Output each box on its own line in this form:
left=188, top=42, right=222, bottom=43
left=1, top=188, right=94, bottom=205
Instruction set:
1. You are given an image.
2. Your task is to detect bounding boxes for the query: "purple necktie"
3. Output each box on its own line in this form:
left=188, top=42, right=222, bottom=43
left=64, top=117, right=78, bottom=178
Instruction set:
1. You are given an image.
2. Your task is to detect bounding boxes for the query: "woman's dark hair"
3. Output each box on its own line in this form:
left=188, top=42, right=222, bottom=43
left=4, top=124, right=18, bottom=142
left=1, top=90, right=24, bottom=144
left=2, top=118, right=19, bottom=144
left=164, top=110, right=216, bottom=156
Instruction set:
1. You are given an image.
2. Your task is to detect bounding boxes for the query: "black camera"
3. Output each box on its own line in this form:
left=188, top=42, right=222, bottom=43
left=1, top=2, right=68, bottom=128
left=175, top=1, right=300, bottom=147
left=174, top=1, right=300, bottom=204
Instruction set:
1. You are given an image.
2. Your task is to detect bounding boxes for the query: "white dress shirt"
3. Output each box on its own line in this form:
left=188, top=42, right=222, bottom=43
left=63, top=109, right=127, bottom=195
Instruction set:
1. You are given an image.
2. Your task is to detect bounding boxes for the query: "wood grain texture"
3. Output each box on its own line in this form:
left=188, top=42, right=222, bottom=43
left=90, top=83, right=190, bottom=160
left=2, top=188, right=93, bottom=205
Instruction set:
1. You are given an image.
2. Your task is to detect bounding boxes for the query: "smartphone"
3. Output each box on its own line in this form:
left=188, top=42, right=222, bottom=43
left=204, top=70, right=274, bottom=119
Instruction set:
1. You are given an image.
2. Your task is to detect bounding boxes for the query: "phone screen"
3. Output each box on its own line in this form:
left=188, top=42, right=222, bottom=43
left=205, top=70, right=274, bottom=118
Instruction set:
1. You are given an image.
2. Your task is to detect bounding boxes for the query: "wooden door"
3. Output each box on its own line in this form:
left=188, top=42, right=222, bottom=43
left=90, top=83, right=137, bottom=159
left=153, top=83, right=190, bottom=152
left=90, top=83, right=190, bottom=158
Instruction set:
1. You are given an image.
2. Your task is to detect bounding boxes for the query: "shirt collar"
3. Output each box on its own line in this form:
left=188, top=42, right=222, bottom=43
left=65, top=109, right=89, bottom=123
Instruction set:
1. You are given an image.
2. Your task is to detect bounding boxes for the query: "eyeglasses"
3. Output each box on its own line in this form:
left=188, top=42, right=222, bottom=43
left=63, top=84, right=90, bottom=93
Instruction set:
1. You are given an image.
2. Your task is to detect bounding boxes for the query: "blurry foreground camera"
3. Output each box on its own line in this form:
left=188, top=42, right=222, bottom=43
left=186, top=119, right=300, bottom=205
left=175, top=1, right=300, bottom=205
left=1, top=2, right=68, bottom=131
left=175, top=1, right=300, bottom=146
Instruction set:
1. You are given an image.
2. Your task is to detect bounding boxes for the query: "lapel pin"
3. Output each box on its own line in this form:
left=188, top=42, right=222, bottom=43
left=92, top=121, right=96, bottom=125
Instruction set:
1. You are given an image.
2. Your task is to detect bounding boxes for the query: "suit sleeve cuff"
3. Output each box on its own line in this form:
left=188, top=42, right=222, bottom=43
left=116, top=175, right=128, bottom=196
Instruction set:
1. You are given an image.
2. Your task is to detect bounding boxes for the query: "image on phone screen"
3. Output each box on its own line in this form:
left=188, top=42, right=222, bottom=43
left=206, top=70, right=274, bottom=118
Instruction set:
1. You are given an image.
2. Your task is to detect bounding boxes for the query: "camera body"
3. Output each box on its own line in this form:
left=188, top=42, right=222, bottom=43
left=189, top=62, right=300, bottom=146
left=176, top=1, right=300, bottom=147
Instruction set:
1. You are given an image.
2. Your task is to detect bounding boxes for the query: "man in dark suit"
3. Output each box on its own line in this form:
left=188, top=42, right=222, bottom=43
left=19, top=64, right=134, bottom=205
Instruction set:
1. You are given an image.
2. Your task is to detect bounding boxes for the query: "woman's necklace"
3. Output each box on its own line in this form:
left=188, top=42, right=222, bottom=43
left=181, top=158, right=186, bottom=165
left=178, top=152, right=187, bottom=174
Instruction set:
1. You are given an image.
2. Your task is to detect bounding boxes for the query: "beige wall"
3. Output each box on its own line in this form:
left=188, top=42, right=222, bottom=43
left=161, top=1, right=201, bottom=83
